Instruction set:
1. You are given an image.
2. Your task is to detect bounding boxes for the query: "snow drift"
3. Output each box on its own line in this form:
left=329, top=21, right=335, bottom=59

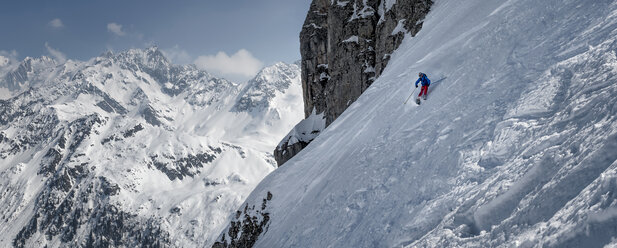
left=215, top=0, right=617, bottom=247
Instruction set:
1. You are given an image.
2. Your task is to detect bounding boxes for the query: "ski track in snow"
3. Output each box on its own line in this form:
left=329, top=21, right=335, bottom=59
left=222, top=0, right=617, bottom=247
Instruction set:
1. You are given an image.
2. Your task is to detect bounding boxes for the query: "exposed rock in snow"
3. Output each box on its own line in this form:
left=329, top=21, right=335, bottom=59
left=273, top=110, right=325, bottom=166
left=212, top=191, right=273, bottom=248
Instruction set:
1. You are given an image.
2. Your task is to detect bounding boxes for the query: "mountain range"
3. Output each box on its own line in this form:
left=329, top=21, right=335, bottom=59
left=0, top=47, right=302, bottom=247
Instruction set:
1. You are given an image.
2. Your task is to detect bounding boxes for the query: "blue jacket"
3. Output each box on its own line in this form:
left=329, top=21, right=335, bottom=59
left=415, top=74, right=431, bottom=87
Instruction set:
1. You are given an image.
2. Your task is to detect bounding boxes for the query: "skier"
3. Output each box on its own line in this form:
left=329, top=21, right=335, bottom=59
left=415, top=72, right=431, bottom=102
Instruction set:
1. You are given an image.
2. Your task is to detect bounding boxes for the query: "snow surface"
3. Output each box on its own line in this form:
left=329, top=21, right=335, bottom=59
left=378, top=0, right=398, bottom=25
left=335, top=1, right=350, bottom=8
left=349, top=0, right=375, bottom=21
left=391, top=19, right=407, bottom=35
left=277, top=109, right=326, bottom=149
left=219, top=0, right=617, bottom=247
left=343, top=36, right=360, bottom=43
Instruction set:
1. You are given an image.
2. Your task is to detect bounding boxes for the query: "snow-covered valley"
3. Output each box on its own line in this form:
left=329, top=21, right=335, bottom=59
left=0, top=47, right=303, bottom=247
left=214, top=0, right=617, bottom=247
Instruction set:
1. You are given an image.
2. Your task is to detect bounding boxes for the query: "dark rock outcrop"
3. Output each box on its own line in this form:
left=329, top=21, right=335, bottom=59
left=301, top=0, right=432, bottom=124
left=274, top=0, right=433, bottom=166
left=212, top=192, right=273, bottom=248
left=148, top=150, right=221, bottom=181
left=272, top=110, right=325, bottom=166
left=273, top=140, right=309, bottom=166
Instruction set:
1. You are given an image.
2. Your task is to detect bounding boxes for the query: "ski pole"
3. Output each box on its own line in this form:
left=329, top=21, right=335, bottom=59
left=404, top=87, right=417, bottom=104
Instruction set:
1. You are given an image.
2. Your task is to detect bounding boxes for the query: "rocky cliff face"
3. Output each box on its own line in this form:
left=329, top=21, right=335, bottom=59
left=274, top=0, right=432, bottom=166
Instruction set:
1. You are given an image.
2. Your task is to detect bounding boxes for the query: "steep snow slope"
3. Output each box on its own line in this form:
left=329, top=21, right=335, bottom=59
left=214, top=0, right=617, bottom=247
left=0, top=48, right=302, bottom=247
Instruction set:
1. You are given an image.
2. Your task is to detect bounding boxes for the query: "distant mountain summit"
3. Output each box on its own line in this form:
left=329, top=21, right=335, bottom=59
left=234, top=62, right=301, bottom=112
left=1, top=56, right=57, bottom=93
left=0, top=47, right=303, bottom=247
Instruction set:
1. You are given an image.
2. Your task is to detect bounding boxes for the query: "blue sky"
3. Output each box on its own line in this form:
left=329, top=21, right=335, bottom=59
left=0, top=0, right=311, bottom=82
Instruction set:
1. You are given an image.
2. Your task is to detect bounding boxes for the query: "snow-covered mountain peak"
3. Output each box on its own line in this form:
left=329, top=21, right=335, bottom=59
left=111, top=46, right=169, bottom=67
left=253, top=62, right=299, bottom=85
left=21, top=55, right=57, bottom=67
left=0, top=55, right=58, bottom=96
left=233, top=62, right=301, bottom=112
left=76, top=47, right=237, bottom=109
left=98, top=50, right=114, bottom=58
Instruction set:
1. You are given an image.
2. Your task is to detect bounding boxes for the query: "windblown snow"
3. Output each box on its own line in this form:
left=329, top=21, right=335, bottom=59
left=217, top=0, right=617, bottom=247
left=0, top=48, right=302, bottom=247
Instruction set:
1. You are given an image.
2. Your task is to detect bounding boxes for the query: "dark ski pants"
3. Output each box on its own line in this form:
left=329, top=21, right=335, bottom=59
left=418, top=85, right=429, bottom=97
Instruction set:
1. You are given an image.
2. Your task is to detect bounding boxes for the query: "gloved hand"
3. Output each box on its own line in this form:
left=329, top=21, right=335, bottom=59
left=415, top=85, right=418, bottom=88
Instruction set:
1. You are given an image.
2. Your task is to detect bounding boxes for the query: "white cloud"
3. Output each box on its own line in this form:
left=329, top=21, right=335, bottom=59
left=194, top=49, right=263, bottom=82
left=0, top=50, right=19, bottom=79
left=0, top=51, right=17, bottom=67
left=0, top=50, right=18, bottom=58
left=107, top=22, right=126, bottom=36
left=161, top=45, right=192, bottom=64
left=45, top=42, right=67, bottom=63
left=48, top=18, right=64, bottom=29
left=0, top=56, right=9, bottom=67
left=0, top=50, right=18, bottom=66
